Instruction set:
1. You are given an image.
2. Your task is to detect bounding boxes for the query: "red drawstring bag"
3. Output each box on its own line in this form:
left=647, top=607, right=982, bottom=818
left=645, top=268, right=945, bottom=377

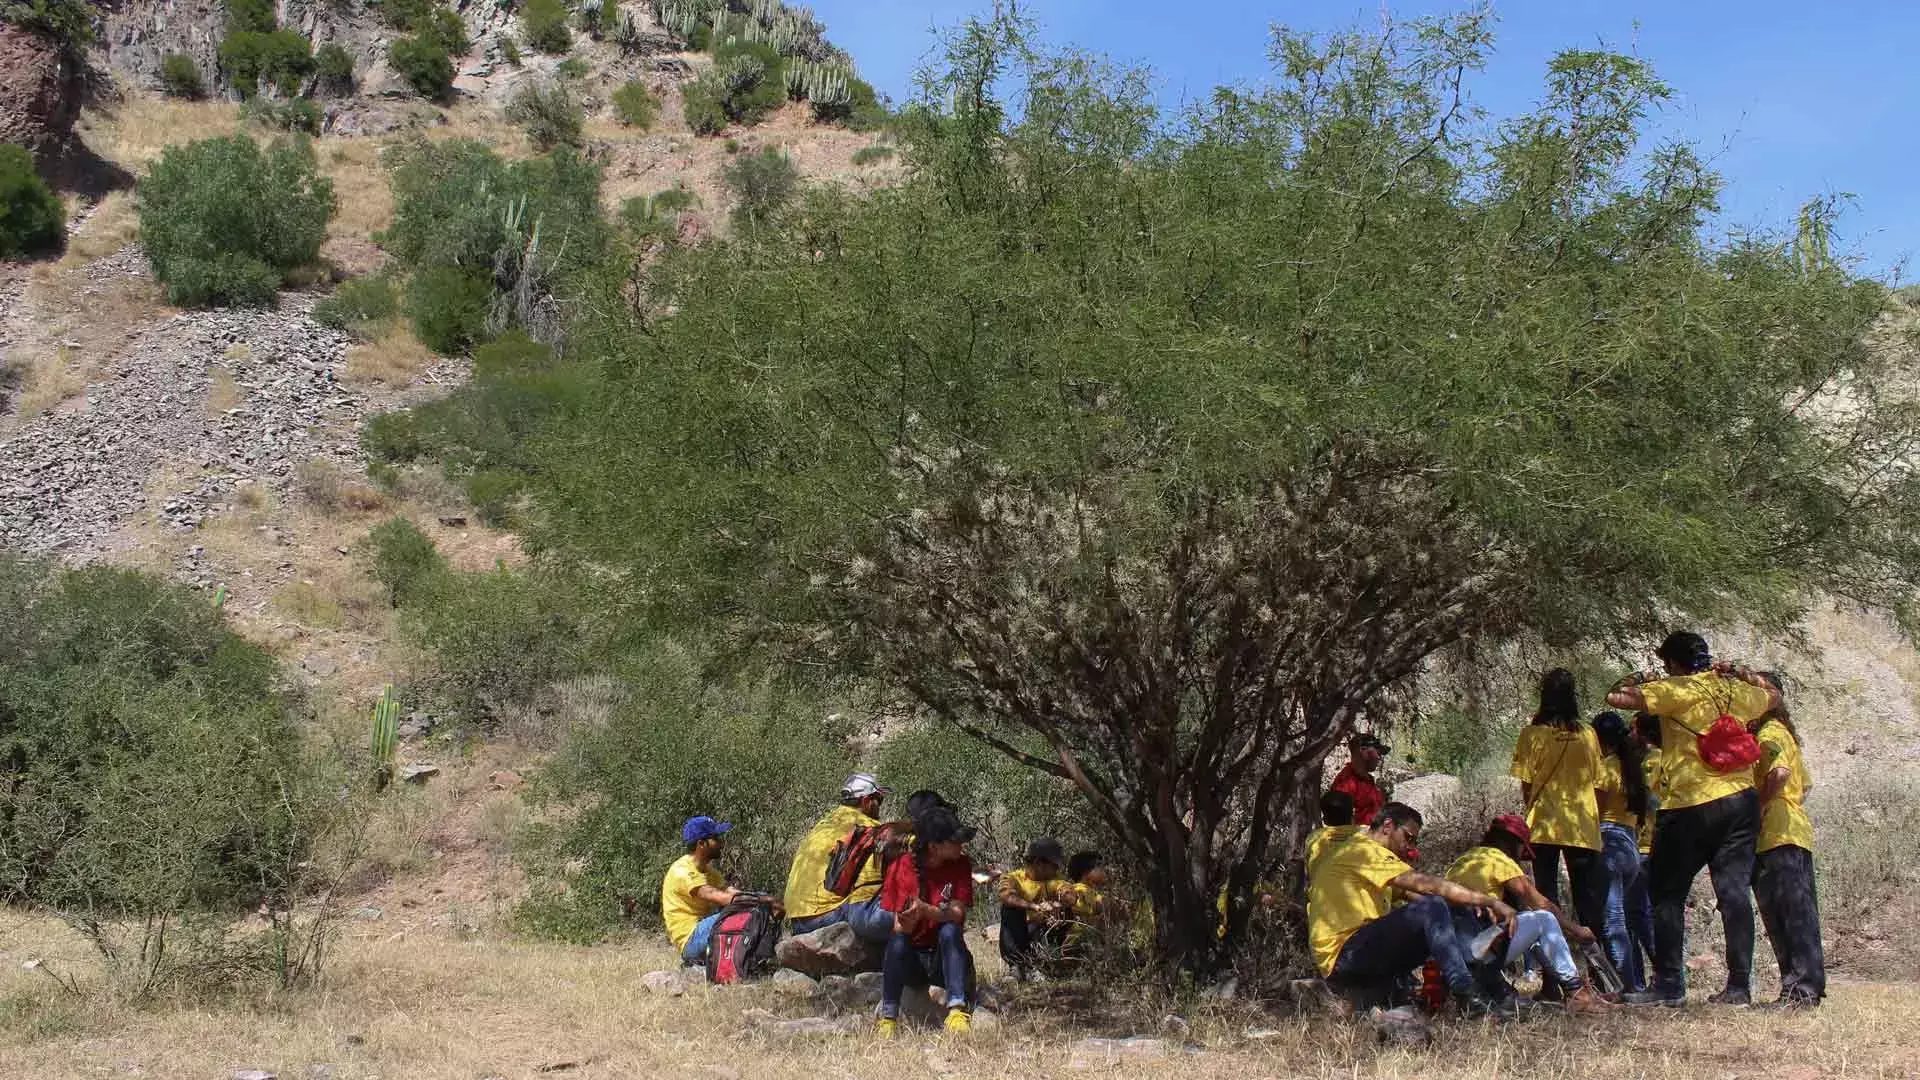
left=1682, top=679, right=1762, bottom=773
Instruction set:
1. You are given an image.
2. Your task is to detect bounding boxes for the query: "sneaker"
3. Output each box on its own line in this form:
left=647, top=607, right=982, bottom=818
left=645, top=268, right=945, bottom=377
left=1708, top=987, right=1752, bottom=1007
left=943, top=1009, right=971, bottom=1034
left=875, top=1018, right=898, bottom=1040
left=1621, top=989, right=1686, bottom=1008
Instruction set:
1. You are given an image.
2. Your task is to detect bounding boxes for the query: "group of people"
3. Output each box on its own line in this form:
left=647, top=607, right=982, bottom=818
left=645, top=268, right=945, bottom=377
left=661, top=773, right=1117, bottom=1036
left=661, top=630, right=1825, bottom=1035
left=1306, top=630, right=1825, bottom=1017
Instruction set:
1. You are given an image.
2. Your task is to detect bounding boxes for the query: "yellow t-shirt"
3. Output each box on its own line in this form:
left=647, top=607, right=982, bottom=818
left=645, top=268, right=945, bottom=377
left=1510, top=723, right=1605, bottom=850
left=782, top=805, right=883, bottom=919
left=661, top=853, right=724, bottom=949
left=1597, top=753, right=1640, bottom=828
left=1305, top=824, right=1364, bottom=880
left=1637, top=673, right=1771, bottom=811
left=998, top=867, right=1065, bottom=923
left=1445, top=846, right=1525, bottom=900
left=1640, top=747, right=1665, bottom=852
left=1306, top=834, right=1411, bottom=976
left=1754, top=719, right=1814, bottom=853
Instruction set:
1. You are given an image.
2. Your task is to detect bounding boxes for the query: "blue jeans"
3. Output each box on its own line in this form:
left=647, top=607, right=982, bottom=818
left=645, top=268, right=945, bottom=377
left=1329, top=895, right=1474, bottom=1006
left=1600, top=823, right=1647, bottom=991
left=682, top=911, right=724, bottom=965
left=879, top=922, right=972, bottom=1019
left=789, top=895, right=895, bottom=943
left=1626, top=853, right=1655, bottom=989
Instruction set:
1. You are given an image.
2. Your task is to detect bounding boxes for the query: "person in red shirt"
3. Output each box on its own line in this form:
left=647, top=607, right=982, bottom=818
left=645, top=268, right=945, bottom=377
left=1330, top=733, right=1390, bottom=826
left=875, top=805, right=978, bottom=1037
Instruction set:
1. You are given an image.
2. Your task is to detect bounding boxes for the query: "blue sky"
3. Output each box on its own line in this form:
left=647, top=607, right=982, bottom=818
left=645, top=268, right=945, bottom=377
left=806, top=1, right=1918, bottom=282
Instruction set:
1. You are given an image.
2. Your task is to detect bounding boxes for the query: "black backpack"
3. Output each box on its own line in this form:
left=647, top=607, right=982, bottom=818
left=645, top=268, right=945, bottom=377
left=704, top=897, right=782, bottom=984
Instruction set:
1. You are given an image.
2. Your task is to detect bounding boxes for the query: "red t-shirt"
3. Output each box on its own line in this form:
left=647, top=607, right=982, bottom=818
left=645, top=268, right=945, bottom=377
left=1331, top=763, right=1385, bottom=826
left=879, top=852, right=975, bottom=948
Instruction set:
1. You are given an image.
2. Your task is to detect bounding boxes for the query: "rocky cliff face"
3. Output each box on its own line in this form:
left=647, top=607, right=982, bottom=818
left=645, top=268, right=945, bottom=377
left=0, top=23, right=85, bottom=159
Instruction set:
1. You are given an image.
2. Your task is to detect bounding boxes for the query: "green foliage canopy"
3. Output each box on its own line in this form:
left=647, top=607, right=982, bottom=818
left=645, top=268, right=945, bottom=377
left=138, top=135, right=333, bottom=307
left=0, top=143, right=64, bottom=260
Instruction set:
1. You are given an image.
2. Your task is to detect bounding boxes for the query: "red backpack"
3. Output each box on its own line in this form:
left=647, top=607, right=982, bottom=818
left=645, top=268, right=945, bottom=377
left=822, top=823, right=900, bottom=897
left=704, top=898, right=782, bottom=985
left=1682, top=677, right=1763, bottom=774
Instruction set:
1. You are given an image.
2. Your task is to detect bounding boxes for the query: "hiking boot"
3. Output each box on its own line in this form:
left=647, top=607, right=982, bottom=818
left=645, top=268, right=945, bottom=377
left=943, top=1008, right=972, bottom=1034
left=1456, top=991, right=1517, bottom=1021
left=1621, top=989, right=1686, bottom=1008
left=1566, top=986, right=1618, bottom=1016
left=874, top=1018, right=898, bottom=1040
left=1708, top=987, right=1752, bottom=1007
left=1760, top=993, right=1820, bottom=1011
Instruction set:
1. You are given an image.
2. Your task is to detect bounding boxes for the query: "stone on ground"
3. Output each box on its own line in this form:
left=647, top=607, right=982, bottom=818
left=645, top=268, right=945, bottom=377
left=774, top=922, right=881, bottom=978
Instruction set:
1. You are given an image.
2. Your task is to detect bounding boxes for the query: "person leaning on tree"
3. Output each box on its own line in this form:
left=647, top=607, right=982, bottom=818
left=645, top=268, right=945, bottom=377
left=1749, top=672, right=1825, bottom=1008
left=1606, top=631, right=1779, bottom=1007
left=1307, top=801, right=1517, bottom=1017
left=1329, top=733, right=1390, bottom=826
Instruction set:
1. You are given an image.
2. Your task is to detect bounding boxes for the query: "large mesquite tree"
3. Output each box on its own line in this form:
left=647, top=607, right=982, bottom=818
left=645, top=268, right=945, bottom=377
left=447, top=11, right=1920, bottom=975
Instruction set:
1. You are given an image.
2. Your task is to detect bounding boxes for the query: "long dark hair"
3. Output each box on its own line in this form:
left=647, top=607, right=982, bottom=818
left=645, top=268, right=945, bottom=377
left=1594, top=711, right=1649, bottom=823
left=1748, top=671, right=1802, bottom=746
left=1532, top=668, right=1581, bottom=730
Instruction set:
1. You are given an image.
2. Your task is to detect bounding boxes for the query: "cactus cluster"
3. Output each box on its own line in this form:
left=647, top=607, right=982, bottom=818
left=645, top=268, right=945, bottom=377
left=653, top=0, right=704, bottom=39
left=369, top=684, right=400, bottom=789
left=787, top=59, right=853, bottom=106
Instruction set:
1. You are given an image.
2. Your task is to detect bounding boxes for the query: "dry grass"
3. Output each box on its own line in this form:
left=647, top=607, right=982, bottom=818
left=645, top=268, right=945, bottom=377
left=293, top=458, right=390, bottom=516
left=345, top=324, right=436, bottom=387
left=76, top=97, right=243, bottom=173
left=59, top=191, right=140, bottom=263
left=7, top=346, right=87, bottom=419
left=0, top=914, right=1912, bottom=1080
left=206, top=365, right=243, bottom=414
left=318, top=138, right=396, bottom=261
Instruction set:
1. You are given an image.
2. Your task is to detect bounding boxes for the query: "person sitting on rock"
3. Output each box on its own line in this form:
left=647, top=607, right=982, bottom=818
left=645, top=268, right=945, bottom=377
left=782, top=773, right=900, bottom=945
left=1307, top=802, right=1516, bottom=1016
left=997, top=836, right=1069, bottom=980
left=875, top=805, right=979, bottom=1038
left=662, top=815, right=742, bottom=966
left=1444, top=814, right=1614, bottom=1014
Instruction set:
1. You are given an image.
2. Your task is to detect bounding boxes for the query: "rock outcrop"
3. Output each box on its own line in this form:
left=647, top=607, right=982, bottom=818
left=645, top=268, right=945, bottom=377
left=0, top=22, right=85, bottom=161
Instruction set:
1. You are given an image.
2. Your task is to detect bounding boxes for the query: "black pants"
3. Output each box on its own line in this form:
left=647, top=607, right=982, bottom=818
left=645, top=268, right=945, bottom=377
left=1532, top=843, right=1608, bottom=933
left=1328, top=895, right=1476, bottom=1009
left=998, top=904, right=1066, bottom=974
left=1648, top=789, right=1759, bottom=995
left=1754, top=844, right=1826, bottom=1002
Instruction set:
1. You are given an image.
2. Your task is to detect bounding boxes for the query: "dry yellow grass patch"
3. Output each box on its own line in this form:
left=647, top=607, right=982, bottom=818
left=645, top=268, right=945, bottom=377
left=206, top=365, right=243, bottom=414
left=345, top=324, right=436, bottom=387
left=318, top=138, right=396, bottom=247
left=59, top=191, right=141, bottom=263
left=77, top=97, right=243, bottom=172
left=8, top=346, right=87, bottom=419
left=0, top=916, right=1912, bottom=1080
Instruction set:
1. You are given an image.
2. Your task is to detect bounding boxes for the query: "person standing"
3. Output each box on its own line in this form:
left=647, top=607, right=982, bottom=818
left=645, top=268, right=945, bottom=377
left=875, top=806, right=979, bottom=1037
left=661, top=816, right=742, bottom=966
left=1330, top=733, right=1390, bottom=826
left=1750, top=673, right=1825, bottom=1008
left=1593, top=711, right=1653, bottom=992
left=1510, top=670, right=1608, bottom=934
left=1607, top=632, right=1778, bottom=1007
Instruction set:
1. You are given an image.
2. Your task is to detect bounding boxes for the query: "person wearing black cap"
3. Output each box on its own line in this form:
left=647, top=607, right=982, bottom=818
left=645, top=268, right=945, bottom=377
left=997, top=836, right=1069, bottom=980
left=875, top=805, right=979, bottom=1037
left=1607, top=631, right=1779, bottom=1007
left=1331, top=733, right=1390, bottom=826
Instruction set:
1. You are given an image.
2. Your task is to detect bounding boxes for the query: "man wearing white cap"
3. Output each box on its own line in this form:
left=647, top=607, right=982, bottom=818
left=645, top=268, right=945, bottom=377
left=783, top=773, right=896, bottom=938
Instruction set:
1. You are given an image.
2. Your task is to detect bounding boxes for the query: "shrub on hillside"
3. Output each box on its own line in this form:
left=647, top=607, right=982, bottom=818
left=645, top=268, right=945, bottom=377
left=1, top=0, right=96, bottom=53
left=505, top=79, right=583, bottom=151
left=609, top=80, right=659, bottom=129
left=406, top=265, right=492, bottom=353
left=224, top=0, right=276, bottom=34
left=138, top=135, right=334, bottom=307
left=721, top=145, right=796, bottom=229
left=312, top=272, right=400, bottom=338
left=814, top=75, right=886, bottom=131
left=219, top=29, right=315, bottom=97
left=388, top=35, right=454, bottom=99
left=411, top=6, right=469, bottom=55
left=0, top=557, right=357, bottom=994
left=314, top=42, right=355, bottom=92
left=0, top=143, right=65, bottom=261
left=379, top=137, right=605, bottom=276
left=243, top=95, right=322, bottom=135
left=359, top=516, right=446, bottom=607
left=520, top=0, right=570, bottom=54
left=159, top=52, right=205, bottom=98
left=680, top=75, right=729, bottom=136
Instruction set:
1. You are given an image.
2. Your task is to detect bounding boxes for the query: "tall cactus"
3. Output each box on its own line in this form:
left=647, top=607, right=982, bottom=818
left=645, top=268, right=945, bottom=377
left=369, top=684, right=400, bottom=791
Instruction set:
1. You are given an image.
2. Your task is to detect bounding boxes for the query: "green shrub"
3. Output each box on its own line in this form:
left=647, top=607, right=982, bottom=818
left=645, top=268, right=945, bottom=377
left=520, top=0, right=571, bottom=54
left=681, top=76, right=729, bottom=135
left=619, top=185, right=697, bottom=242
left=361, top=409, right=431, bottom=463
left=813, top=75, right=885, bottom=130
left=721, top=145, right=797, bottom=229
left=498, top=33, right=521, bottom=65
left=379, top=137, right=605, bottom=276
left=506, top=79, right=582, bottom=150
left=224, top=0, right=276, bottom=34
left=1, top=0, right=96, bottom=53
left=138, top=135, right=334, bottom=307
left=312, top=273, right=400, bottom=338
left=850, top=143, right=894, bottom=166
left=243, top=95, right=322, bottom=135
left=219, top=29, right=315, bottom=98
left=610, top=80, right=658, bottom=128
left=411, top=6, right=469, bottom=55
left=159, top=52, right=205, bottom=98
left=555, top=54, right=588, bottom=79
left=376, top=0, right=430, bottom=31
left=515, top=638, right=858, bottom=941
left=314, top=42, right=354, bottom=87
left=388, top=35, right=455, bottom=99
left=407, top=265, right=492, bottom=353
left=0, top=557, right=356, bottom=995
left=464, top=468, right=523, bottom=526
left=359, top=516, right=447, bottom=607
left=0, top=143, right=65, bottom=260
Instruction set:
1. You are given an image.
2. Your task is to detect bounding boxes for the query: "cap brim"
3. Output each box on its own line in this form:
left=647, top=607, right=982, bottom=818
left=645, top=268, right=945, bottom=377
left=715, top=822, right=733, bottom=834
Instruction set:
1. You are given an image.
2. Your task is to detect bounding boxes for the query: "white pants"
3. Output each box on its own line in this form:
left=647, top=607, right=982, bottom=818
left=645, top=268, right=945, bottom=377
left=1504, top=909, right=1580, bottom=984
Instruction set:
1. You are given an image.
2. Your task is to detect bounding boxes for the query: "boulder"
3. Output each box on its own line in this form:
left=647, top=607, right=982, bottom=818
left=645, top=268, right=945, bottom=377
left=774, top=922, right=881, bottom=978
left=640, top=969, right=689, bottom=996
left=0, top=24, right=83, bottom=162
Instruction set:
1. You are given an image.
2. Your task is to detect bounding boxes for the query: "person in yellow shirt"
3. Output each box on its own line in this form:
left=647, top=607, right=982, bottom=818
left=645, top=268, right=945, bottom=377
left=1749, top=674, right=1824, bottom=1008
left=1606, top=631, right=1779, bottom=1007
left=1306, top=801, right=1517, bottom=1016
left=997, top=837, right=1068, bottom=979
left=1444, top=815, right=1612, bottom=1015
left=1305, top=789, right=1365, bottom=882
left=1510, top=669, right=1608, bottom=935
left=1593, top=712, right=1653, bottom=993
left=661, top=815, right=743, bottom=965
left=783, top=773, right=897, bottom=944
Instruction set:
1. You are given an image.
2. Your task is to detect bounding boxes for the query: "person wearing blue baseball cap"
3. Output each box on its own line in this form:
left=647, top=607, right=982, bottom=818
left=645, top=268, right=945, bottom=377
left=663, top=815, right=742, bottom=965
